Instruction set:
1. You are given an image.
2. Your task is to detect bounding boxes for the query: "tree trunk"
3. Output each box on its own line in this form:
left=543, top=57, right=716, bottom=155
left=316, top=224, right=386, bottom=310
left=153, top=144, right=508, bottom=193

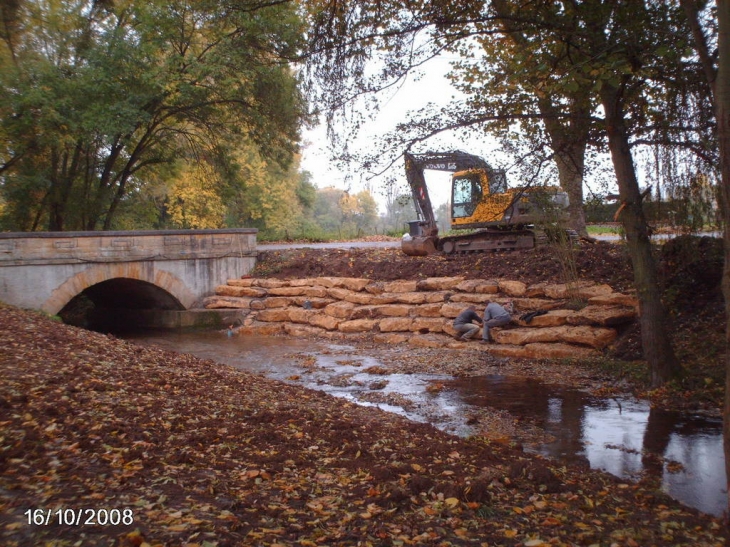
left=713, top=0, right=730, bottom=521
left=680, top=0, right=730, bottom=522
left=554, top=141, right=588, bottom=237
left=538, top=96, right=591, bottom=237
left=600, top=85, right=681, bottom=387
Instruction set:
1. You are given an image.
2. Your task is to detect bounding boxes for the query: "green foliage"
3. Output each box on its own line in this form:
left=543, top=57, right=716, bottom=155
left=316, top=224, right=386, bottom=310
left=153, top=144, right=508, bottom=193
left=586, top=224, right=622, bottom=236
left=380, top=192, right=416, bottom=235
left=0, top=0, right=309, bottom=232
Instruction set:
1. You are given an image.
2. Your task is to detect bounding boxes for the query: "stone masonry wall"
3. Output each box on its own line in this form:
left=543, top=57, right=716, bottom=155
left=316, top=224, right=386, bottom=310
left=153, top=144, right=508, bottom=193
left=203, top=276, right=638, bottom=360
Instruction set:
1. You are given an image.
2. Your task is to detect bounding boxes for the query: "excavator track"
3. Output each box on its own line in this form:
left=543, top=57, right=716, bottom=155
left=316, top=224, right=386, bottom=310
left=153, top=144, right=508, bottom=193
left=438, top=228, right=536, bottom=254
left=533, top=228, right=581, bottom=247
left=436, top=227, right=580, bottom=255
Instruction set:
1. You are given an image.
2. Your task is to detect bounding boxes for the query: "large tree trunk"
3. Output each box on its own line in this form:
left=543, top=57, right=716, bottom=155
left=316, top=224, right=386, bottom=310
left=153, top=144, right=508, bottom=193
left=600, top=85, right=682, bottom=387
left=553, top=141, right=588, bottom=237
left=713, top=0, right=730, bottom=521
left=680, top=0, right=730, bottom=521
left=538, top=96, right=591, bottom=237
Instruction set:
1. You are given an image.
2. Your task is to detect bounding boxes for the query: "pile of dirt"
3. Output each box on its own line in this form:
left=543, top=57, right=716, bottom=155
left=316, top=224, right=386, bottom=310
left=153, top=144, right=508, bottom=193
left=254, top=238, right=726, bottom=303
left=254, top=241, right=635, bottom=289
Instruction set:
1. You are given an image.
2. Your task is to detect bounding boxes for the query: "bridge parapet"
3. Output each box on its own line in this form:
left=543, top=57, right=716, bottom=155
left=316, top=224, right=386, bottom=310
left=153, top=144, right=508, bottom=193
left=0, top=229, right=256, bottom=266
left=0, top=229, right=258, bottom=315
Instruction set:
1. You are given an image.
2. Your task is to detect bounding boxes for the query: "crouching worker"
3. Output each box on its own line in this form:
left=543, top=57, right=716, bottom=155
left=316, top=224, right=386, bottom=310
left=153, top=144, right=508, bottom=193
left=452, top=305, right=483, bottom=341
left=481, top=300, right=513, bottom=343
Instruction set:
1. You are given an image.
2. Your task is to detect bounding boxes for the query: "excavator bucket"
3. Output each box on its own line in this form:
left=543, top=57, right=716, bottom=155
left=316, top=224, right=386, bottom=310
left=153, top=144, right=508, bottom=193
left=401, top=236, right=438, bottom=256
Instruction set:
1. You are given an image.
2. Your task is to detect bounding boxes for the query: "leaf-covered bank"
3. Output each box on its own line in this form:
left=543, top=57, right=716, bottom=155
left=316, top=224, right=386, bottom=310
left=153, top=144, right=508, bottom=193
left=0, top=305, right=726, bottom=546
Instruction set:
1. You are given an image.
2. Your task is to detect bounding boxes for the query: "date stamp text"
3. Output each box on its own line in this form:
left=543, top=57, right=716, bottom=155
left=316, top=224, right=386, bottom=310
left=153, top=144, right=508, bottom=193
left=24, top=508, right=134, bottom=526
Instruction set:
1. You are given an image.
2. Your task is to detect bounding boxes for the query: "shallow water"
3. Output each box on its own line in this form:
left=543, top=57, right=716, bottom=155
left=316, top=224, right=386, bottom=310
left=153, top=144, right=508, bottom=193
left=124, top=330, right=726, bottom=517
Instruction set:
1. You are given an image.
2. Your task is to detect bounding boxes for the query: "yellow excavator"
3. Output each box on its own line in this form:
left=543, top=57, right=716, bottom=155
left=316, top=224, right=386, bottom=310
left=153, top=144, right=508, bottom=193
left=401, top=151, right=573, bottom=256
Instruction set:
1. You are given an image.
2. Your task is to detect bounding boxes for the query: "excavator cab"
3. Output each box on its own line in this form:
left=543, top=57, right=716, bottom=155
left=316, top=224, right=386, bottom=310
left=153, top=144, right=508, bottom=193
left=451, top=171, right=483, bottom=219
left=450, top=168, right=514, bottom=228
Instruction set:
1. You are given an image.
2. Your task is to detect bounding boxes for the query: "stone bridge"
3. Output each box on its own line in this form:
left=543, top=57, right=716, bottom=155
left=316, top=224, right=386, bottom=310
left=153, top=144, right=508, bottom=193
left=0, top=229, right=257, bottom=329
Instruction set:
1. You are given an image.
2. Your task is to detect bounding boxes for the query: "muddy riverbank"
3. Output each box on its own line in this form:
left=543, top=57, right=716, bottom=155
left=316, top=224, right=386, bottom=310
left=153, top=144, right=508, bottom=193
left=126, top=329, right=726, bottom=517
left=2, top=304, right=727, bottom=546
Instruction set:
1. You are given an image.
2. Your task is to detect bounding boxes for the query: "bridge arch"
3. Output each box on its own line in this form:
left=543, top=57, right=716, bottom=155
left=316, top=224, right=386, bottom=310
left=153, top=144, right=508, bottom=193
left=43, top=263, right=197, bottom=316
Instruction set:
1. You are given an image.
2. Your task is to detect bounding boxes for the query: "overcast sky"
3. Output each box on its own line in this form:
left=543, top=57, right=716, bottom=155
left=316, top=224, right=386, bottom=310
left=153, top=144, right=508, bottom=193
left=299, top=56, right=500, bottom=214
left=299, top=56, right=619, bottom=215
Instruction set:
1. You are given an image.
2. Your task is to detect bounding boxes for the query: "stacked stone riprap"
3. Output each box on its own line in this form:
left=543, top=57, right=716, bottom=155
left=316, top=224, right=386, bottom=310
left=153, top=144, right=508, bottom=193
left=204, top=276, right=637, bottom=359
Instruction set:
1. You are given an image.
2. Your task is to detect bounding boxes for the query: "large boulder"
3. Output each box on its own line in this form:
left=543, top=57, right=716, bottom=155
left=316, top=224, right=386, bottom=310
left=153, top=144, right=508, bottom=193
left=449, top=293, right=494, bottom=304
left=544, top=281, right=613, bottom=299
left=378, top=317, right=413, bottom=332
left=515, top=309, right=575, bottom=327
left=216, top=285, right=267, bottom=298
left=383, top=280, right=419, bottom=293
left=291, top=296, right=334, bottom=309
left=414, top=303, right=444, bottom=317
left=287, top=308, right=312, bottom=324
left=308, top=313, right=341, bottom=331
left=567, top=305, right=637, bottom=327
left=389, top=292, right=428, bottom=305
left=328, top=288, right=390, bottom=305
left=441, top=302, right=468, bottom=318
left=284, top=323, right=325, bottom=337
left=498, top=280, right=527, bottom=297
left=338, top=319, right=378, bottom=333
left=204, top=295, right=254, bottom=309
left=226, top=278, right=256, bottom=287
left=588, top=293, right=639, bottom=307
left=416, top=277, right=465, bottom=291
left=324, top=301, right=356, bottom=319
left=254, top=279, right=290, bottom=289
left=237, top=321, right=284, bottom=335
left=267, top=286, right=309, bottom=297
left=263, top=297, right=292, bottom=309
left=255, top=308, right=292, bottom=322
left=411, top=317, right=448, bottom=333
left=315, top=277, right=371, bottom=291
left=376, top=304, right=412, bottom=317
left=492, top=325, right=617, bottom=349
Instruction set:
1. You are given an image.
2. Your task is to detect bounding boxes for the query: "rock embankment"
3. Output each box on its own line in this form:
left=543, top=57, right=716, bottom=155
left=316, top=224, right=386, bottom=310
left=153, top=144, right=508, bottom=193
left=204, top=276, right=638, bottom=359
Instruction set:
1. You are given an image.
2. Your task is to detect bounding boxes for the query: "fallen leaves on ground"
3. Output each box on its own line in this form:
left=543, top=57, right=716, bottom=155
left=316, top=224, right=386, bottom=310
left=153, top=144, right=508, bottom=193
left=1, top=305, right=726, bottom=546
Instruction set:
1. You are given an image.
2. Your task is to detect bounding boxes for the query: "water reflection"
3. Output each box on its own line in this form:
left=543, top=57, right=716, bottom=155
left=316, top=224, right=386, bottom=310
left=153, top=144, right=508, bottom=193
left=124, top=331, right=726, bottom=517
left=444, top=375, right=725, bottom=517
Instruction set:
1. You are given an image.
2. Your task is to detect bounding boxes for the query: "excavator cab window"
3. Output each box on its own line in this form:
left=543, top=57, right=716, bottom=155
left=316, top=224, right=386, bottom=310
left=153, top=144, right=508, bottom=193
left=489, top=170, right=508, bottom=194
left=451, top=174, right=482, bottom=218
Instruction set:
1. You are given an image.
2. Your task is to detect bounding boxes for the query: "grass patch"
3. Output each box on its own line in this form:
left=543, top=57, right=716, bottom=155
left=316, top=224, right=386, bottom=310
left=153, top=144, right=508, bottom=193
left=586, top=224, right=623, bottom=235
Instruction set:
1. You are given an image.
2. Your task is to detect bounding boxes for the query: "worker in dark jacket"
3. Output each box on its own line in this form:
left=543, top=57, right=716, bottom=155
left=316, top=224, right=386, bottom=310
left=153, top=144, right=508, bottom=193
left=452, top=305, right=483, bottom=340
left=482, top=300, right=513, bottom=343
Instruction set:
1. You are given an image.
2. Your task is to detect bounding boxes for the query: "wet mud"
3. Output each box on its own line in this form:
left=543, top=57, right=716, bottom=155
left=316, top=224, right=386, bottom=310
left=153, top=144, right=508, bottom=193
left=125, top=330, right=726, bottom=517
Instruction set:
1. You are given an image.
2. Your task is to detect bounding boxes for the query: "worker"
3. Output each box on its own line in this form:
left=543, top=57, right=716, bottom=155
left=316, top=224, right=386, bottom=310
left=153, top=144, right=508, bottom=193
left=452, top=305, right=483, bottom=341
left=481, top=300, right=513, bottom=343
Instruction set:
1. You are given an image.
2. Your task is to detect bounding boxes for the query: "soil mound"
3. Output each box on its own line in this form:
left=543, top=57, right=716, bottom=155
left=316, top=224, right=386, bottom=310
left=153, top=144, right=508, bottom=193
left=254, top=241, right=635, bottom=289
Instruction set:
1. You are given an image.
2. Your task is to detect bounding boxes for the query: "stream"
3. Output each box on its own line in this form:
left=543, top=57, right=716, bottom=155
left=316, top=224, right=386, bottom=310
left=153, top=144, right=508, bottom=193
left=124, top=329, right=726, bottom=518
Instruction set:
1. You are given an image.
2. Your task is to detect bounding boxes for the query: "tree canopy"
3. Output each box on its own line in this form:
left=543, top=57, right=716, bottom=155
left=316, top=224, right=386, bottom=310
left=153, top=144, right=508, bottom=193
left=0, top=0, right=309, bottom=231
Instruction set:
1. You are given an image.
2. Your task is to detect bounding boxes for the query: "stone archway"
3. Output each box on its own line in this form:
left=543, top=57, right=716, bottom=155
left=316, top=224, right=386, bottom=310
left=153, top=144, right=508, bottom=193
left=42, top=262, right=196, bottom=315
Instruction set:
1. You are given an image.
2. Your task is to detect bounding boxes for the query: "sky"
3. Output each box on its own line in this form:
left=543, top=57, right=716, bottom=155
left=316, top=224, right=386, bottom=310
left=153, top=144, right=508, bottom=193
left=299, top=55, right=620, bottom=216
left=298, top=56, right=501, bottom=214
